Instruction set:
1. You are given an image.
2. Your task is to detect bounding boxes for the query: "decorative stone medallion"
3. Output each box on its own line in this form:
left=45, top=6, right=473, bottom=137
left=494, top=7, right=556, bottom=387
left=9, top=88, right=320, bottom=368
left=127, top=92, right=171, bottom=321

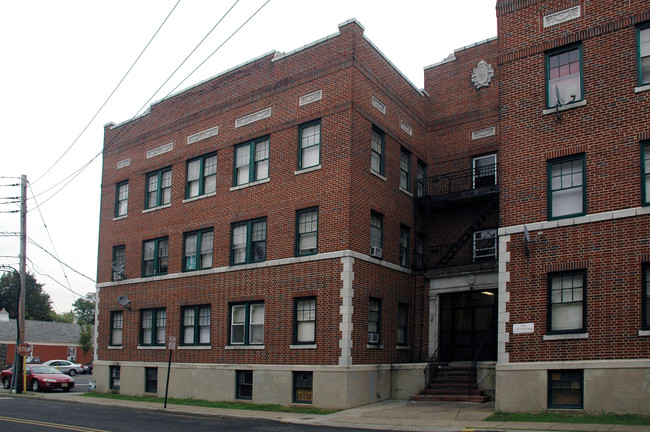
left=471, top=60, right=494, bottom=89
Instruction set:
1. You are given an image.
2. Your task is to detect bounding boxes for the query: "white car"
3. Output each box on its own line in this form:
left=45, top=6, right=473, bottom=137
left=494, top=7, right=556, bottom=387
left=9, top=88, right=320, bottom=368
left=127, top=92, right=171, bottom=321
left=42, top=360, right=83, bottom=376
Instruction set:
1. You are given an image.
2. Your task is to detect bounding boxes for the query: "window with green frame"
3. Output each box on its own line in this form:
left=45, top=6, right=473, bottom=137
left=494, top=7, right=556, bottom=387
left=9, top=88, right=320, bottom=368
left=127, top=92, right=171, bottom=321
left=142, top=237, right=168, bottom=277
left=547, top=271, right=586, bottom=334
left=140, top=308, right=166, bottom=346
left=548, top=155, right=585, bottom=219
left=110, top=311, right=123, bottom=346
left=231, top=218, right=266, bottom=265
left=368, top=298, right=381, bottom=345
left=296, top=207, right=318, bottom=256
left=186, top=153, right=217, bottom=198
left=145, top=167, right=172, bottom=209
left=399, top=225, right=410, bottom=267
left=181, top=305, right=211, bottom=345
left=115, top=181, right=128, bottom=217
left=642, top=142, right=650, bottom=205
left=112, top=245, right=125, bottom=281
left=229, top=302, right=264, bottom=345
left=234, top=137, right=269, bottom=186
left=548, top=370, right=583, bottom=409
left=643, top=264, right=650, bottom=330
left=397, top=303, right=408, bottom=346
left=145, top=367, right=158, bottom=394
left=371, top=127, right=385, bottom=175
left=109, top=366, right=120, bottom=391
left=183, top=229, right=213, bottom=271
left=638, top=23, right=650, bottom=86
left=370, top=211, right=383, bottom=251
left=400, top=148, right=411, bottom=191
left=416, top=160, right=427, bottom=197
left=546, top=44, right=582, bottom=108
left=299, top=120, right=320, bottom=169
left=294, top=297, right=316, bottom=344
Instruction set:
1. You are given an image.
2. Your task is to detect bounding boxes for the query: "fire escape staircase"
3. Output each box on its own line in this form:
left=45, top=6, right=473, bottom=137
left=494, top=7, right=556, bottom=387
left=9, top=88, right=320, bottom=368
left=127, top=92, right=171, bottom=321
left=434, top=195, right=499, bottom=267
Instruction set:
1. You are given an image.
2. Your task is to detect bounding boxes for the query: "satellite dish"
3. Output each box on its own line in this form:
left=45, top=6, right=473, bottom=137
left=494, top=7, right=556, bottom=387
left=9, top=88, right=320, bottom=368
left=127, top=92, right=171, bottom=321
left=117, top=295, right=131, bottom=309
left=523, top=225, right=530, bottom=243
left=111, top=261, right=125, bottom=273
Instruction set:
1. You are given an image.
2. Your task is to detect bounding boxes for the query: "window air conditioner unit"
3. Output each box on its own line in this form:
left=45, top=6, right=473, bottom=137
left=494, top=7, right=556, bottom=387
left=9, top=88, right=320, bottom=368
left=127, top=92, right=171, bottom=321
left=368, top=333, right=380, bottom=344
left=369, top=247, right=383, bottom=259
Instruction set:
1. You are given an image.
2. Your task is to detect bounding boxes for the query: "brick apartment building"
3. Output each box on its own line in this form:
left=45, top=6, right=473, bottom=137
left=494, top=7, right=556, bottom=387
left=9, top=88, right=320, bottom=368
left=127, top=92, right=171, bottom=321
left=96, top=1, right=650, bottom=413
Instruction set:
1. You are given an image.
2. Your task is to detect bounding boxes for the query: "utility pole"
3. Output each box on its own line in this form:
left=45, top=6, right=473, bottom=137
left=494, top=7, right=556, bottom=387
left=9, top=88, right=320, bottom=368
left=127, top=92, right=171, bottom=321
left=13, top=175, right=27, bottom=393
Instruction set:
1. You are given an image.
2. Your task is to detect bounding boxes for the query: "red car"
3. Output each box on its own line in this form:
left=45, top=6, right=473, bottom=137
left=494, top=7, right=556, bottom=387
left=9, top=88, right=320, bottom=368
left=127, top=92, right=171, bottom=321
left=1, top=365, right=75, bottom=392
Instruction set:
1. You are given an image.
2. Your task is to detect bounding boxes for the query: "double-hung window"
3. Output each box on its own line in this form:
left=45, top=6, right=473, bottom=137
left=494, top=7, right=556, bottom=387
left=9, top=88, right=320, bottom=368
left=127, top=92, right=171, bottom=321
left=110, top=311, right=123, bottom=346
left=415, top=234, right=426, bottom=270
left=548, top=271, right=586, bottom=334
left=400, top=148, right=411, bottom=191
left=112, top=245, right=125, bottom=281
left=548, top=155, right=585, bottom=219
left=638, top=23, right=650, bottom=86
left=146, top=167, right=172, bottom=209
left=397, top=303, right=408, bottom=346
left=229, top=302, right=265, bottom=345
left=299, top=121, right=320, bottom=169
left=642, top=142, right=650, bottom=205
left=368, top=298, right=381, bottom=345
left=142, top=237, right=169, bottom=277
left=115, top=181, right=128, bottom=217
left=234, top=137, right=269, bottom=186
left=140, top=308, right=166, bottom=346
left=236, top=370, right=253, bottom=399
left=181, top=305, right=211, bottom=345
left=296, top=208, right=318, bottom=256
left=416, top=160, right=427, bottom=197
left=370, top=211, right=383, bottom=257
left=294, top=297, right=316, bottom=344
left=231, top=218, right=266, bottom=265
left=371, top=127, right=385, bottom=175
left=547, top=45, right=582, bottom=108
left=186, top=153, right=217, bottom=198
left=643, top=264, right=650, bottom=330
left=399, top=225, right=410, bottom=267
left=184, top=229, right=213, bottom=271
left=473, top=154, right=497, bottom=188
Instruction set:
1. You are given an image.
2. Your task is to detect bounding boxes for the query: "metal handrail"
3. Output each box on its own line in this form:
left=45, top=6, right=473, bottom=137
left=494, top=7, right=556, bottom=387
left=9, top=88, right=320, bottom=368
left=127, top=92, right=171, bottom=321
left=468, top=342, right=485, bottom=396
left=420, top=164, right=497, bottom=198
left=423, top=348, right=440, bottom=396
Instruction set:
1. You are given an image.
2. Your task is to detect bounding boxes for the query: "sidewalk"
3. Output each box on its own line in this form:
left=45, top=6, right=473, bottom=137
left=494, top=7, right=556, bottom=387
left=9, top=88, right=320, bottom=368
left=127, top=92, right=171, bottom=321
left=6, top=390, right=649, bottom=432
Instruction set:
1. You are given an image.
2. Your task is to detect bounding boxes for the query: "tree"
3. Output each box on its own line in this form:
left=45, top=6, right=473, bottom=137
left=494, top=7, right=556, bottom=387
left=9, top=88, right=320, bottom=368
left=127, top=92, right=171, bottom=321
left=51, top=310, right=75, bottom=323
left=72, top=292, right=95, bottom=325
left=0, top=271, right=54, bottom=321
left=78, top=324, right=93, bottom=357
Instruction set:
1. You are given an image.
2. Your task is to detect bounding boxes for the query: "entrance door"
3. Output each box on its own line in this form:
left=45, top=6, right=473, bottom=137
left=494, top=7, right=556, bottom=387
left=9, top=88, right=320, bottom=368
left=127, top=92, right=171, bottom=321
left=439, top=290, right=496, bottom=362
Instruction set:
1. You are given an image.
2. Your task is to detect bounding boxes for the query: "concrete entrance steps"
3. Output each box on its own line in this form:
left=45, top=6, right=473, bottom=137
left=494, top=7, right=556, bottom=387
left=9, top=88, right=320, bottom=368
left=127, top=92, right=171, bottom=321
left=412, top=363, right=489, bottom=403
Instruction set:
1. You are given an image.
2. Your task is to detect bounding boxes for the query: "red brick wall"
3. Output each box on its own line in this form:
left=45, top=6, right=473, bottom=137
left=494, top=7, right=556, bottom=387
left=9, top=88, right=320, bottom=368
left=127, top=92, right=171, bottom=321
left=6, top=344, right=91, bottom=365
left=497, top=0, right=650, bottom=362
left=97, top=20, right=429, bottom=367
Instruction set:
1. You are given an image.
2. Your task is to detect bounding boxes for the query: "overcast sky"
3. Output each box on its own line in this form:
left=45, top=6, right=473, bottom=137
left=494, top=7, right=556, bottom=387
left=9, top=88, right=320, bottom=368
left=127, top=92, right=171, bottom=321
left=0, top=0, right=497, bottom=314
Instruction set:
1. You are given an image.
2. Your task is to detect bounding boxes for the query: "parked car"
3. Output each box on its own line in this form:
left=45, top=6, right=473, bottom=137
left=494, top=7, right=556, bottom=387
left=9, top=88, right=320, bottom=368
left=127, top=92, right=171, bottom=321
left=1, top=365, right=75, bottom=392
left=82, top=361, right=93, bottom=374
left=42, top=360, right=83, bottom=376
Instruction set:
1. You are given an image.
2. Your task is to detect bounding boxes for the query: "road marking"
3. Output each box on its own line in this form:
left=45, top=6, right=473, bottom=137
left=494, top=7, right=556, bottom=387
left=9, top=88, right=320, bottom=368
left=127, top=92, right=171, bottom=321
left=0, top=415, right=111, bottom=432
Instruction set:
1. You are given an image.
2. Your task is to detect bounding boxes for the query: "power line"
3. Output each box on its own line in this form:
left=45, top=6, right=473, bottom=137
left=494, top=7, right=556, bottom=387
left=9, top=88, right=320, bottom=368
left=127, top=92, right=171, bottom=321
left=30, top=1, right=269, bottom=207
left=27, top=239, right=96, bottom=283
left=32, top=0, right=184, bottom=186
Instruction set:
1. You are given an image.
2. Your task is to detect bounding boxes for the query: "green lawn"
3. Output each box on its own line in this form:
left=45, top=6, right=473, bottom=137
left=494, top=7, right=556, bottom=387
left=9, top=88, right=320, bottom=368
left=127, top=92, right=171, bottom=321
left=82, top=392, right=339, bottom=415
left=486, top=411, right=650, bottom=426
